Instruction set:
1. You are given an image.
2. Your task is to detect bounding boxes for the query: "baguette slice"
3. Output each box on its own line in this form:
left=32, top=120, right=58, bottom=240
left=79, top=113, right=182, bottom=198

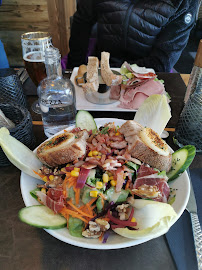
left=37, top=130, right=89, bottom=167
left=128, top=135, right=172, bottom=172
left=119, top=120, right=172, bottom=172
left=101, top=52, right=123, bottom=86
left=82, top=57, right=99, bottom=93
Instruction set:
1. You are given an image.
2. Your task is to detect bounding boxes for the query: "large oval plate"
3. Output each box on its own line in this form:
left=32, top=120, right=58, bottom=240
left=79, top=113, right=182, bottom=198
left=20, top=118, right=190, bottom=249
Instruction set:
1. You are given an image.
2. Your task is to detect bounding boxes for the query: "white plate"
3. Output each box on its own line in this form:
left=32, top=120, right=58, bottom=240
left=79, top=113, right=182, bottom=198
left=70, top=68, right=137, bottom=112
left=20, top=118, right=190, bottom=250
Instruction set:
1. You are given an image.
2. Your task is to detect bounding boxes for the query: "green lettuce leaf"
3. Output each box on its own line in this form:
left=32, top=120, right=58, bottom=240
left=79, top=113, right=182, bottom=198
left=68, top=216, right=84, bottom=237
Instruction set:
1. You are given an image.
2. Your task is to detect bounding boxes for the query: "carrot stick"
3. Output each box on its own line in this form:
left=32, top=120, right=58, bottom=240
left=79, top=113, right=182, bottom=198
left=86, top=197, right=97, bottom=206
left=63, top=209, right=89, bottom=223
left=99, top=193, right=107, bottom=200
left=125, top=180, right=130, bottom=190
left=63, top=176, right=70, bottom=198
left=101, top=217, right=110, bottom=222
left=99, top=232, right=104, bottom=241
left=67, top=201, right=94, bottom=218
left=33, top=170, right=45, bottom=179
left=75, top=188, right=80, bottom=206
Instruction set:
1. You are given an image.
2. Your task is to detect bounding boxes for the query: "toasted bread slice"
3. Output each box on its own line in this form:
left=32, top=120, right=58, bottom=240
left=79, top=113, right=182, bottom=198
left=82, top=57, right=99, bottom=93
left=119, top=120, right=172, bottom=172
left=101, top=52, right=122, bottom=86
left=119, top=120, right=143, bottom=137
left=75, top=64, right=87, bottom=85
left=37, top=130, right=89, bottom=167
left=128, top=135, right=172, bottom=172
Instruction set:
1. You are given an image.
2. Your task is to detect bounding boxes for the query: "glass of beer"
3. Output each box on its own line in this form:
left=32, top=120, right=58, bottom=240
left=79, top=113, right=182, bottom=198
left=21, top=32, right=52, bottom=113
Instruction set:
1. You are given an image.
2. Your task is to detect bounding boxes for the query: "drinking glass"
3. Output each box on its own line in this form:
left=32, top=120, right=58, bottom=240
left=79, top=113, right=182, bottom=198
left=21, top=32, right=52, bottom=113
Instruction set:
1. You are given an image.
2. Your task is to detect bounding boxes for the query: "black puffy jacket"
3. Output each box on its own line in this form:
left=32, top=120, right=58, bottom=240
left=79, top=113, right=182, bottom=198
left=67, top=0, right=199, bottom=72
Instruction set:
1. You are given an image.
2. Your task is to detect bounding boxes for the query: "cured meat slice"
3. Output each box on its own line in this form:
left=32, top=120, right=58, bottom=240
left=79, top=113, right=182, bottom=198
left=36, top=189, right=64, bottom=213
left=119, top=92, right=147, bottom=109
left=132, top=165, right=170, bottom=203
left=109, top=85, right=121, bottom=100
left=123, top=61, right=156, bottom=79
left=119, top=79, right=165, bottom=109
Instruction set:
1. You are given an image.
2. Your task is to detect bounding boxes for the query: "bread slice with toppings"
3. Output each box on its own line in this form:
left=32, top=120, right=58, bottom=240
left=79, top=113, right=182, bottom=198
left=101, top=52, right=123, bottom=86
left=128, top=134, right=172, bottom=172
left=37, top=130, right=89, bottom=167
left=119, top=120, right=172, bottom=172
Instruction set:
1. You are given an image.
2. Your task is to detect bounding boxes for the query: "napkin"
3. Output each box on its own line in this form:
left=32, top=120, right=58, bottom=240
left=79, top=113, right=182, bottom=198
left=166, top=168, right=202, bottom=270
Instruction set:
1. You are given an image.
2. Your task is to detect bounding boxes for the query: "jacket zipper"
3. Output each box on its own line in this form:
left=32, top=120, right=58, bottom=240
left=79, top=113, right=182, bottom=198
left=123, top=3, right=134, bottom=50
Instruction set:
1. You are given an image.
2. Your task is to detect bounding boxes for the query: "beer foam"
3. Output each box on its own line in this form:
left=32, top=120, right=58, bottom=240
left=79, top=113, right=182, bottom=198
left=23, top=51, right=45, bottom=62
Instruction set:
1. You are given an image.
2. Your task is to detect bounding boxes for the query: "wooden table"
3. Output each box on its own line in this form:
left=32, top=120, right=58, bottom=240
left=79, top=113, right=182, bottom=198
left=1, top=71, right=201, bottom=270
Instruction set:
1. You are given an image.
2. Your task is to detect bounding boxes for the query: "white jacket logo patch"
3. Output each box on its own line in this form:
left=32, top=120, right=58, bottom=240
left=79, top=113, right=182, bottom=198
left=184, top=13, right=192, bottom=24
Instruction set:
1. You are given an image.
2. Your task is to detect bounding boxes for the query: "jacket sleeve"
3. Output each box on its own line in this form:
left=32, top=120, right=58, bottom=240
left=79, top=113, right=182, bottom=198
left=67, top=0, right=97, bottom=68
left=133, top=0, right=199, bottom=72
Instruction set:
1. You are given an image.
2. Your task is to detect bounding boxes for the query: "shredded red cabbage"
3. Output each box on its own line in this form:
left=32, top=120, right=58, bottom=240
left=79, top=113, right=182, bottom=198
left=102, top=231, right=110, bottom=244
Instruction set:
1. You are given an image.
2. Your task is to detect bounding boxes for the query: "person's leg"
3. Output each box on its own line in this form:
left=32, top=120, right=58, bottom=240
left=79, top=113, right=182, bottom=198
left=0, top=40, right=9, bottom=68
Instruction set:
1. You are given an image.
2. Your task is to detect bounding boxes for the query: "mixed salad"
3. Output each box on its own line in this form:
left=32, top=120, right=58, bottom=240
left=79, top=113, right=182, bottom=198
left=16, top=114, right=195, bottom=243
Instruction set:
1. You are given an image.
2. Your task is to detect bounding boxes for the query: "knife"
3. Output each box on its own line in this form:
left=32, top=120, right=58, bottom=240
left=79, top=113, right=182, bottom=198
left=186, top=169, right=202, bottom=270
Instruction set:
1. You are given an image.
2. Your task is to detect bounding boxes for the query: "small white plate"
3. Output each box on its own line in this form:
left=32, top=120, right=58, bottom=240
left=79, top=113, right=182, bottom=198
left=20, top=118, right=190, bottom=249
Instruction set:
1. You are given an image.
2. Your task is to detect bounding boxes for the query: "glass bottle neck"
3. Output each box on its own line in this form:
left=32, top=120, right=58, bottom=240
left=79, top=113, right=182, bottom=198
left=45, top=47, right=62, bottom=78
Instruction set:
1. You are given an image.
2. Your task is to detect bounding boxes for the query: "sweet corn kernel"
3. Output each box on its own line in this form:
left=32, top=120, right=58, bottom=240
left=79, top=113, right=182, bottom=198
left=98, top=152, right=102, bottom=156
left=109, top=176, right=114, bottom=180
left=42, top=176, right=48, bottom=182
left=74, top=167, right=80, bottom=172
left=41, top=188, right=46, bottom=194
left=66, top=164, right=70, bottom=167
left=110, top=180, right=117, bottom=186
left=131, top=217, right=136, bottom=222
left=71, top=170, right=79, bottom=177
left=92, top=150, right=99, bottom=156
left=96, top=181, right=103, bottom=189
left=115, top=132, right=120, bottom=136
left=88, top=151, right=93, bottom=157
left=49, top=175, right=55, bottom=181
left=61, top=168, right=67, bottom=173
left=90, top=190, right=98, bottom=197
left=96, top=156, right=101, bottom=159
left=103, top=173, right=109, bottom=183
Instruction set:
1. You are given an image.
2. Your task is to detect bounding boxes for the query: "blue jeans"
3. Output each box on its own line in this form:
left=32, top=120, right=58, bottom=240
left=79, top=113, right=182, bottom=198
left=0, top=40, right=9, bottom=68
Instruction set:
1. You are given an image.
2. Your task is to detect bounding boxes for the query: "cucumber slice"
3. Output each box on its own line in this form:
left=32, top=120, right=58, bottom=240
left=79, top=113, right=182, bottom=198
left=18, top=205, right=67, bottom=229
left=167, top=145, right=196, bottom=182
left=76, top=110, right=97, bottom=133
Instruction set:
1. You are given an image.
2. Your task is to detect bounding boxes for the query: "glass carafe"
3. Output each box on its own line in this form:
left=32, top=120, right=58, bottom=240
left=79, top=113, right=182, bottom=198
left=37, top=47, right=76, bottom=138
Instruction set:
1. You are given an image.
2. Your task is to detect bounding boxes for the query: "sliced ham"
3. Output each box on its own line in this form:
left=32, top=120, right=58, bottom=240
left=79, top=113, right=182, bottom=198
left=119, top=79, right=165, bottom=110
left=132, top=165, right=170, bottom=203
